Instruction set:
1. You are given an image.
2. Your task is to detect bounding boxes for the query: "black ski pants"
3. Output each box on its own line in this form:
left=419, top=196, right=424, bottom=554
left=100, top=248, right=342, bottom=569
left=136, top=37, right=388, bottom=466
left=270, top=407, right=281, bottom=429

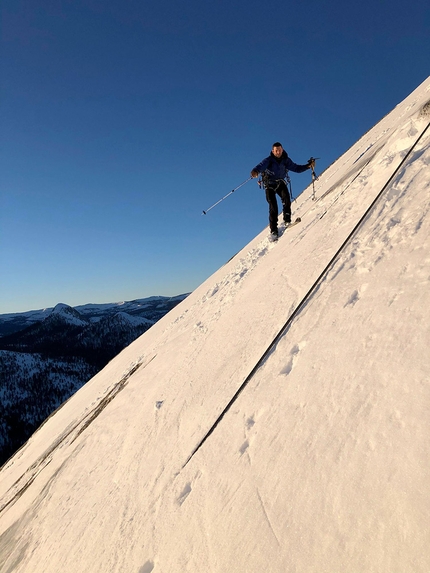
left=265, top=180, right=291, bottom=233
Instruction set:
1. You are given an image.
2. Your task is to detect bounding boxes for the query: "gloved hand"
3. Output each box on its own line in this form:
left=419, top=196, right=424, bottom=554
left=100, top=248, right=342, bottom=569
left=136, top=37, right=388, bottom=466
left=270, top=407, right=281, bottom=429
left=251, top=169, right=259, bottom=178
left=307, top=158, right=316, bottom=170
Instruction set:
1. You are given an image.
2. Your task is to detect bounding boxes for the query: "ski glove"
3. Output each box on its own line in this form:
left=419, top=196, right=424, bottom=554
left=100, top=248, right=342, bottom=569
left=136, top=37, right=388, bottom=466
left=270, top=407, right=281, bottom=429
left=251, top=169, right=259, bottom=178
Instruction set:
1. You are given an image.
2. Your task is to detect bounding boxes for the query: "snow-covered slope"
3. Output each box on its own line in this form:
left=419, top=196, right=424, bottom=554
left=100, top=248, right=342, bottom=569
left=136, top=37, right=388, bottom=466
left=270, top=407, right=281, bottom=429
left=0, top=77, right=429, bottom=573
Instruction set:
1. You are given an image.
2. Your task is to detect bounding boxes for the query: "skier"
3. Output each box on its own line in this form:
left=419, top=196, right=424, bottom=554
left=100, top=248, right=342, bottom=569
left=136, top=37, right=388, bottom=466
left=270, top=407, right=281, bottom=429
left=251, top=142, right=314, bottom=239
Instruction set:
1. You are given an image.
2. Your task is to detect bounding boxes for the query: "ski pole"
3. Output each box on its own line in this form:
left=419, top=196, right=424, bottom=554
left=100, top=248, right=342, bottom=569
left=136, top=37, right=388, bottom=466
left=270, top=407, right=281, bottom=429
left=202, top=177, right=252, bottom=215
left=286, top=172, right=294, bottom=202
left=309, top=157, right=319, bottom=200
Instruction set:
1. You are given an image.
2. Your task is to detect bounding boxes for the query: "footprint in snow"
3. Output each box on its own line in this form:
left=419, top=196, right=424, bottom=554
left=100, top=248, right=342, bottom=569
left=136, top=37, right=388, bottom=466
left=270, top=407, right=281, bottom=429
left=177, top=471, right=202, bottom=505
left=239, top=415, right=256, bottom=456
left=177, top=483, right=192, bottom=505
left=344, top=283, right=368, bottom=307
left=139, top=561, right=155, bottom=573
left=345, top=289, right=360, bottom=307
left=280, top=341, right=306, bottom=376
left=239, top=439, right=249, bottom=455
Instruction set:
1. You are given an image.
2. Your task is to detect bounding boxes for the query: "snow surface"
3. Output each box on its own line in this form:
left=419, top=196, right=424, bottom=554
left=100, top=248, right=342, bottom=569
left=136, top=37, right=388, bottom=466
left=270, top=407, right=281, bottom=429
left=0, top=77, right=430, bottom=573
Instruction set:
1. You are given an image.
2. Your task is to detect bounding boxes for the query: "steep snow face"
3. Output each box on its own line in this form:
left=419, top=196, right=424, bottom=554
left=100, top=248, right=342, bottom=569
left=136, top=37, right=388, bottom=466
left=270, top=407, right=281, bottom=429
left=0, top=78, right=429, bottom=573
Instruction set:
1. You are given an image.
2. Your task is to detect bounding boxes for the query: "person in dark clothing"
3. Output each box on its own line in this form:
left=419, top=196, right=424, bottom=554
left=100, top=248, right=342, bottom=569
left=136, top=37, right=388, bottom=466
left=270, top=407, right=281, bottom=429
left=251, top=142, right=313, bottom=238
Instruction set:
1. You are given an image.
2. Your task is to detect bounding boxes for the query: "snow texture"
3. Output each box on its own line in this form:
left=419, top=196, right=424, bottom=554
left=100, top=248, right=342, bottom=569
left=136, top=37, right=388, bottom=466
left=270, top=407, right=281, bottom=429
left=0, top=77, right=430, bottom=573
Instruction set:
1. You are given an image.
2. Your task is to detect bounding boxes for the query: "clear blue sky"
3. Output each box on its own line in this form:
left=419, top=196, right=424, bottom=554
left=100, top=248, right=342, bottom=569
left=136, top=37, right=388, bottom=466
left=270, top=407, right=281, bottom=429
left=1, top=0, right=429, bottom=313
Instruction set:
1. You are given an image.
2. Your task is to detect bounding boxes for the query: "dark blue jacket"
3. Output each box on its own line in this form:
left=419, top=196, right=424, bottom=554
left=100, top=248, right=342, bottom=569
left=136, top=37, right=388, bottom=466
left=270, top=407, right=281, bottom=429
left=253, top=150, right=309, bottom=183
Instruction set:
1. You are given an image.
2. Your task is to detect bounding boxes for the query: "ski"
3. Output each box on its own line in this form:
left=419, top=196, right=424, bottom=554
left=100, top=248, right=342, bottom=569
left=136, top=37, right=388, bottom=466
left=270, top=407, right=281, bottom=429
left=268, top=217, right=301, bottom=241
left=283, top=216, right=301, bottom=230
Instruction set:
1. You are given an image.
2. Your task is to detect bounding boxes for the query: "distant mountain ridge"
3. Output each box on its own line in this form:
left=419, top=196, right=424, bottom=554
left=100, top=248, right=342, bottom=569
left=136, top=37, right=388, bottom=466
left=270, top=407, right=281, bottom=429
left=0, top=294, right=188, bottom=337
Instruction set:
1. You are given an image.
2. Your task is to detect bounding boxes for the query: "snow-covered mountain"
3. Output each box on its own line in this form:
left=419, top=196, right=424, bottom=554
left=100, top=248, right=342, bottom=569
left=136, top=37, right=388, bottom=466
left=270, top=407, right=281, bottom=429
left=0, top=295, right=188, bottom=337
left=48, top=303, right=89, bottom=327
left=0, top=77, right=429, bottom=573
left=0, top=297, right=189, bottom=357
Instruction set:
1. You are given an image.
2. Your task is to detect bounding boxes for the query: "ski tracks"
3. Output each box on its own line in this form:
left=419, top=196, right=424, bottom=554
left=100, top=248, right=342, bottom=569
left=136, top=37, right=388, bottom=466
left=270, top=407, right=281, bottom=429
left=164, top=234, right=272, bottom=344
